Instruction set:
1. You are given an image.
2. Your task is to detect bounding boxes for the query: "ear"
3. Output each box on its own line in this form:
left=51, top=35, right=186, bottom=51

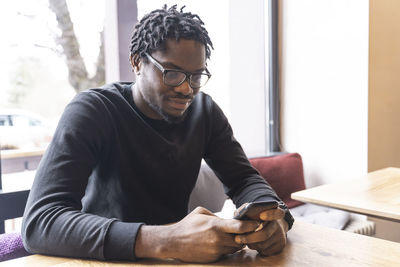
left=130, top=54, right=142, bottom=75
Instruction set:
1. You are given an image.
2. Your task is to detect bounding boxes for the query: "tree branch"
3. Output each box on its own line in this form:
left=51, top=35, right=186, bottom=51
left=49, top=0, right=89, bottom=93
left=90, top=30, right=105, bottom=86
left=34, top=44, right=63, bottom=56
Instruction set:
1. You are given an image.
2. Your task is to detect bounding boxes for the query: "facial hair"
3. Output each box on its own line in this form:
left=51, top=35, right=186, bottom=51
left=142, top=93, right=189, bottom=124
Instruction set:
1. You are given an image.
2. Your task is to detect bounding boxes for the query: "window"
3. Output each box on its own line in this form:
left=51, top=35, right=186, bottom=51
left=0, top=0, right=105, bottom=233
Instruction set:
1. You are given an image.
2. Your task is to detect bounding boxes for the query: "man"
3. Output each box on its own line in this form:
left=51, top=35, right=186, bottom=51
left=22, top=5, right=294, bottom=263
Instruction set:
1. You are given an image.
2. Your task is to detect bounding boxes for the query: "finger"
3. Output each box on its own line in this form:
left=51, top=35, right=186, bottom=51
left=218, top=232, right=245, bottom=248
left=220, top=244, right=245, bottom=255
left=254, top=221, right=268, bottom=232
left=257, top=240, right=286, bottom=257
left=234, top=221, right=279, bottom=244
left=203, top=232, right=244, bottom=251
left=217, top=219, right=260, bottom=234
left=259, top=207, right=285, bottom=221
left=249, top=228, right=287, bottom=255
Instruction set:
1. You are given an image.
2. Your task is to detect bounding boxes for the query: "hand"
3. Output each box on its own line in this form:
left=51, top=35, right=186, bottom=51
left=135, top=207, right=260, bottom=263
left=234, top=208, right=288, bottom=257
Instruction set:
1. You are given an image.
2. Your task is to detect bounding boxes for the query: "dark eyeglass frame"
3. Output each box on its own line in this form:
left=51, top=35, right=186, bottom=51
left=144, top=52, right=211, bottom=89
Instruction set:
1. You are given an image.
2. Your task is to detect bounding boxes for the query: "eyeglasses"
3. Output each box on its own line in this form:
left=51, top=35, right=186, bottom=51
left=144, top=52, right=211, bottom=89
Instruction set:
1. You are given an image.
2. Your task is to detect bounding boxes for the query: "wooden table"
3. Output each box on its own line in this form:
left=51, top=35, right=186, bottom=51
left=3, top=221, right=400, bottom=266
left=292, top=167, right=400, bottom=222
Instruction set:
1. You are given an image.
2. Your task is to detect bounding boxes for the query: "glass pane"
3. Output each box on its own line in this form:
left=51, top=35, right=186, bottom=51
left=0, top=0, right=105, bottom=233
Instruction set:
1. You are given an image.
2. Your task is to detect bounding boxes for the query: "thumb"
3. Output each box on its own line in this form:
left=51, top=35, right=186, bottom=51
left=217, top=219, right=260, bottom=234
left=259, top=207, right=285, bottom=221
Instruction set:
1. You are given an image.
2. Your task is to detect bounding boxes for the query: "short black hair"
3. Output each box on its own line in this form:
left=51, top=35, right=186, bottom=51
left=130, top=5, right=213, bottom=61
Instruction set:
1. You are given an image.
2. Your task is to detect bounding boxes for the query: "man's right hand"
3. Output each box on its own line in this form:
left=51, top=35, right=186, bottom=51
left=135, top=206, right=260, bottom=263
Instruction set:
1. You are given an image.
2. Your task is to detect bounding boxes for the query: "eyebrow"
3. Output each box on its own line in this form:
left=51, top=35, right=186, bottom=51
left=160, top=60, right=206, bottom=73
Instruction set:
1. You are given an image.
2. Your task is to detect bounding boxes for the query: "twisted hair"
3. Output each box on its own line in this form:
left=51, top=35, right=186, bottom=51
left=130, top=5, right=213, bottom=61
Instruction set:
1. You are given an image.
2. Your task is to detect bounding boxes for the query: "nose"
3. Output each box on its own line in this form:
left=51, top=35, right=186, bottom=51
left=174, top=79, right=193, bottom=96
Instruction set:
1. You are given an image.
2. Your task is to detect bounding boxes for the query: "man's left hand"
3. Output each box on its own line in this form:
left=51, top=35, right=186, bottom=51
left=234, top=208, right=288, bottom=257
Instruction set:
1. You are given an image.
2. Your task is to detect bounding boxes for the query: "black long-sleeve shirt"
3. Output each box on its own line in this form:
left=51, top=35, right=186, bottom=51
left=22, top=82, right=293, bottom=261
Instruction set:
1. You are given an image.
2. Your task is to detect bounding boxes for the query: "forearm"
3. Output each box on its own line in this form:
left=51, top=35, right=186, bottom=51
left=135, top=225, right=173, bottom=259
left=22, top=207, right=114, bottom=259
left=135, top=207, right=256, bottom=263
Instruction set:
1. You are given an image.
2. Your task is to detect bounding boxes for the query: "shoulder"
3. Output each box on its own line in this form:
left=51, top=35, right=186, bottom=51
left=66, top=82, right=133, bottom=115
left=188, top=92, right=230, bottom=137
left=191, top=92, right=223, bottom=116
left=75, top=82, right=132, bottom=103
left=59, top=83, right=131, bottom=128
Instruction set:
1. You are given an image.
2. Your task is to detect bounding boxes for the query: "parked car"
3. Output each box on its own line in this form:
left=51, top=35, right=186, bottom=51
left=0, top=109, right=54, bottom=150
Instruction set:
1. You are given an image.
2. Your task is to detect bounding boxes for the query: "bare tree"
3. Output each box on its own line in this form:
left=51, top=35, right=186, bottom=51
left=48, top=0, right=104, bottom=93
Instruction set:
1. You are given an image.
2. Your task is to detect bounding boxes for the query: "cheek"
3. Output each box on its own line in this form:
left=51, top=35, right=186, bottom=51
left=141, top=66, right=164, bottom=87
left=144, top=86, right=161, bottom=103
left=138, top=70, right=174, bottom=108
left=140, top=74, right=162, bottom=97
left=141, top=81, right=169, bottom=106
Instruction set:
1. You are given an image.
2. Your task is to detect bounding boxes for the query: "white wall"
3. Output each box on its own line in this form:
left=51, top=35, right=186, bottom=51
left=229, top=0, right=268, bottom=157
left=280, top=0, right=369, bottom=186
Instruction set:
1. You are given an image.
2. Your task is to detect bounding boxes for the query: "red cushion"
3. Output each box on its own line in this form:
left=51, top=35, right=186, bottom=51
left=249, top=153, right=305, bottom=209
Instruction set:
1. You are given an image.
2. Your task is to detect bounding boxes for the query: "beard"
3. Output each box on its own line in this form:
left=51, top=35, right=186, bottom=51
left=142, top=93, right=188, bottom=124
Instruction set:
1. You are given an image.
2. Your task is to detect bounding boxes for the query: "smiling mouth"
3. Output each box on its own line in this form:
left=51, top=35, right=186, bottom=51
left=167, top=97, right=192, bottom=110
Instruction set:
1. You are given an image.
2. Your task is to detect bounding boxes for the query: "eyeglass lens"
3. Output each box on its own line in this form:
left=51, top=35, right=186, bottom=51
left=164, top=71, right=209, bottom=88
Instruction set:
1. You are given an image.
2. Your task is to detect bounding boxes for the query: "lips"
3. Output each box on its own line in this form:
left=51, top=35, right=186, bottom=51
left=167, top=97, right=192, bottom=110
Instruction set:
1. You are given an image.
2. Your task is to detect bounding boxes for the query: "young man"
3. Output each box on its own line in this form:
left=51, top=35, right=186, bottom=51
left=22, top=5, right=294, bottom=263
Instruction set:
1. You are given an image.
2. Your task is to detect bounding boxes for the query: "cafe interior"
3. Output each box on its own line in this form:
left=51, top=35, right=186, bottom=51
left=1, top=0, right=399, bottom=266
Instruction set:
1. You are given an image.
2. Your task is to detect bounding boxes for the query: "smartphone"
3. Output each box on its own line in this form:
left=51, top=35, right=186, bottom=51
left=233, top=200, right=279, bottom=220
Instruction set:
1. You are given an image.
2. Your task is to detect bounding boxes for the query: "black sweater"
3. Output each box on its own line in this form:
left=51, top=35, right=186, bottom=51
left=22, top=82, right=293, bottom=261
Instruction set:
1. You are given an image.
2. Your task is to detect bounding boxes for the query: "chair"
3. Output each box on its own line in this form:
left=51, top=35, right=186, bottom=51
left=189, top=153, right=304, bottom=212
left=0, top=190, right=30, bottom=235
left=0, top=152, right=31, bottom=262
left=189, top=153, right=375, bottom=235
left=249, top=153, right=305, bottom=209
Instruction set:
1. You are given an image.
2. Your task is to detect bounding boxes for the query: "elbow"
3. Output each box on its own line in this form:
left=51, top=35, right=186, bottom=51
left=21, top=213, right=41, bottom=254
left=21, top=236, right=35, bottom=254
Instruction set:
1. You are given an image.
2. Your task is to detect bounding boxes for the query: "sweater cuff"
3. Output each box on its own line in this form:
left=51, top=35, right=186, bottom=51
left=104, top=221, right=144, bottom=261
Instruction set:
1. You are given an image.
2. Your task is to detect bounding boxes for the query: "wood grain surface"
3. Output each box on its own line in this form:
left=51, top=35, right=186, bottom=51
left=292, top=167, right=400, bottom=221
left=2, top=221, right=400, bottom=266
